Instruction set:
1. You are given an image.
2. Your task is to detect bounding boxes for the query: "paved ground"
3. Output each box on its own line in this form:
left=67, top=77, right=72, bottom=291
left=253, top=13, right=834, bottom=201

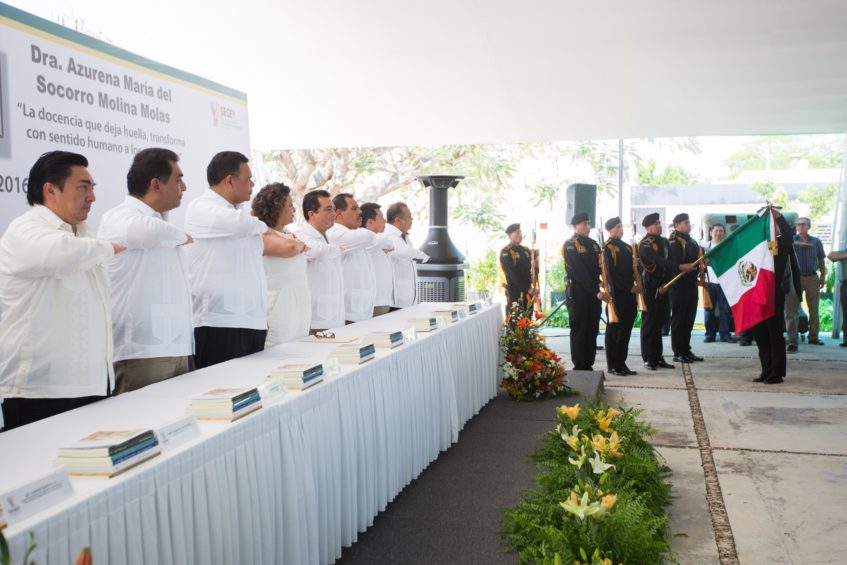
left=544, top=328, right=847, bottom=565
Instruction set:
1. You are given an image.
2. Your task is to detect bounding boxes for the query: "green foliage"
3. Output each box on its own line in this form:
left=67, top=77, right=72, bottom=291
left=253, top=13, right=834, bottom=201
left=503, top=403, right=673, bottom=564
left=547, top=257, right=567, bottom=293
left=798, top=183, right=838, bottom=225
left=819, top=298, right=834, bottom=332
left=751, top=179, right=788, bottom=208
left=635, top=159, right=699, bottom=185
left=543, top=300, right=570, bottom=329
left=724, top=135, right=845, bottom=178
left=467, top=249, right=499, bottom=294
left=0, top=530, right=36, bottom=565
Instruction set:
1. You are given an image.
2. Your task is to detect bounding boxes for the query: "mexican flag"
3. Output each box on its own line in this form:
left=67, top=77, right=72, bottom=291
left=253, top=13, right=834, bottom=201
left=704, top=208, right=777, bottom=334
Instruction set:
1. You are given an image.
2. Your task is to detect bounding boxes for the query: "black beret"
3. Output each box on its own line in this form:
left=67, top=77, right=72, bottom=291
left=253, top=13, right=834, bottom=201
left=641, top=213, right=660, bottom=228
left=604, top=217, right=622, bottom=231
left=571, top=212, right=589, bottom=225
left=505, top=223, right=520, bottom=234
left=672, top=212, right=689, bottom=224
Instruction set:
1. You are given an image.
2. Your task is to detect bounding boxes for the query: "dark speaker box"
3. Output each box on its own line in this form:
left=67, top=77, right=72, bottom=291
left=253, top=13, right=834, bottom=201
left=566, top=183, right=597, bottom=227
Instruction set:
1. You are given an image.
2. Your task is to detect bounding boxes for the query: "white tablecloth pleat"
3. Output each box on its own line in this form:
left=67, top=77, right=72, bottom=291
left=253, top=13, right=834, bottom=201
left=2, top=304, right=502, bottom=565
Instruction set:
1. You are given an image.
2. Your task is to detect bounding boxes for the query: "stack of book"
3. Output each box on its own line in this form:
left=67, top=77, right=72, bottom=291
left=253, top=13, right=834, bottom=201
left=269, top=363, right=324, bottom=391
left=189, top=388, right=262, bottom=421
left=407, top=317, right=438, bottom=332
left=54, top=429, right=161, bottom=477
left=432, top=309, right=460, bottom=324
left=332, top=343, right=376, bottom=364
left=364, top=331, right=404, bottom=349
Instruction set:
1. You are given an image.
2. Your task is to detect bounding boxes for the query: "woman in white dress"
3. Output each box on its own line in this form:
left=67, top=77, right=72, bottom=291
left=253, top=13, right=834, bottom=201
left=252, top=183, right=311, bottom=347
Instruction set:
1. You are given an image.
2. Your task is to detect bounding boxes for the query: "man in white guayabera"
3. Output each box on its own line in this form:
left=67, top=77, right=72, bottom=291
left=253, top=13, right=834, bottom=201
left=98, top=148, right=195, bottom=394
left=0, top=151, right=126, bottom=430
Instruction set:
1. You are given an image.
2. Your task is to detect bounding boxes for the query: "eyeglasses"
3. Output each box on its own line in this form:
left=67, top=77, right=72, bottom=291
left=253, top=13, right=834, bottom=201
left=314, top=331, right=335, bottom=339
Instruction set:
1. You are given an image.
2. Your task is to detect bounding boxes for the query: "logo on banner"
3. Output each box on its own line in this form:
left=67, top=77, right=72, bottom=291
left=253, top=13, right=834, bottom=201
left=210, top=101, right=239, bottom=129
left=736, top=259, right=757, bottom=287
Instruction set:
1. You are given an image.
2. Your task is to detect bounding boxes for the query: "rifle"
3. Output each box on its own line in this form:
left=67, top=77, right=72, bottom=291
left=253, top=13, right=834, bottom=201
left=631, top=224, right=647, bottom=312
left=698, top=224, right=713, bottom=309
left=530, top=226, right=542, bottom=319
left=597, top=220, right=619, bottom=324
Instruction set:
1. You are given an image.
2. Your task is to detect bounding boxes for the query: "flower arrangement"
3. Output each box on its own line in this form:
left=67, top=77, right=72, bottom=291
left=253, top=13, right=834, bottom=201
left=501, top=294, right=570, bottom=400
left=503, top=401, right=673, bottom=564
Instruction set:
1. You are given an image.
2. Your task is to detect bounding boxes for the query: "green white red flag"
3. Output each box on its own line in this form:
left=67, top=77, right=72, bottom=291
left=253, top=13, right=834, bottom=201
left=704, top=207, right=778, bottom=334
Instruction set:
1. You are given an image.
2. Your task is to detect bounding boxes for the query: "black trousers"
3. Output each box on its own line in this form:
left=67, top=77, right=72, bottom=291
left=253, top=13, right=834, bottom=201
left=670, top=280, right=698, bottom=356
left=568, top=290, right=601, bottom=370
left=751, top=290, right=787, bottom=379
left=605, top=289, right=636, bottom=370
left=641, top=280, right=670, bottom=364
left=2, top=394, right=106, bottom=431
left=505, top=285, right=530, bottom=316
left=194, top=326, right=268, bottom=369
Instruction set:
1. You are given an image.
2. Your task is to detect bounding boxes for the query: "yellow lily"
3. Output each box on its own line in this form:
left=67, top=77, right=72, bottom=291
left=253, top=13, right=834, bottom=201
left=592, top=434, right=607, bottom=452
left=606, top=407, right=621, bottom=419
left=566, top=435, right=580, bottom=451
left=606, top=431, right=622, bottom=456
left=601, top=494, right=617, bottom=510
left=558, top=403, right=581, bottom=421
left=596, top=413, right=613, bottom=432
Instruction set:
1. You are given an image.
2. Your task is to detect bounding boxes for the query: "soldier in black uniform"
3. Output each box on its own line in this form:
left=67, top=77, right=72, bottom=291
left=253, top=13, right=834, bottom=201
left=667, top=213, right=704, bottom=363
left=564, top=212, right=604, bottom=371
left=639, top=213, right=697, bottom=370
left=602, top=217, right=639, bottom=376
left=500, top=223, right=534, bottom=314
left=752, top=210, right=801, bottom=384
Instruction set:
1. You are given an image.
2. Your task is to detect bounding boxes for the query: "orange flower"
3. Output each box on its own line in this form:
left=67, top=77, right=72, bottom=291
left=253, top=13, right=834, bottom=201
left=517, top=318, right=530, bottom=329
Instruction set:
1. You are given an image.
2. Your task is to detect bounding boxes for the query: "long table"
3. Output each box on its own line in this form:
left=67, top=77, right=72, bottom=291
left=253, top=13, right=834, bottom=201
left=0, top=304, right=502, bottom=565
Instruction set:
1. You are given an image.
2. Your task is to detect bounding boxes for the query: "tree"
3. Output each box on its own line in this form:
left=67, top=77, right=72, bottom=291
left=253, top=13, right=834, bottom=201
left=798, top=182, right=838, bottom=225
left=751, top=179, right=789, bottom=208
left=723, top=135, right=844, bottom=178
left=635, top=159, right=699, bottom=185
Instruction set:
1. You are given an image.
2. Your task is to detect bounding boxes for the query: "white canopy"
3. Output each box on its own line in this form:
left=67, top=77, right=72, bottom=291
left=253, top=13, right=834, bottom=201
left=15, top=0, right=847, bottom=148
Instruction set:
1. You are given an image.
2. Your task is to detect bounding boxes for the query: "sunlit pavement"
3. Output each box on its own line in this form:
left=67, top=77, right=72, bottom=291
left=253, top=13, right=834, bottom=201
left=544, top=328, right=847, bottom=565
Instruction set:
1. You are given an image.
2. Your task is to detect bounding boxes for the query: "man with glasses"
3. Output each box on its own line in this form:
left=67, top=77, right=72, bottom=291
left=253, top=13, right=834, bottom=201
left=785, top=217, right=826, bottom=352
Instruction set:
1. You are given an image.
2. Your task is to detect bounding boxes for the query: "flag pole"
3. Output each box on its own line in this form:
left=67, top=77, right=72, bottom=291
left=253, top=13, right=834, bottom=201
left=661, top=255, right=706, bottom=291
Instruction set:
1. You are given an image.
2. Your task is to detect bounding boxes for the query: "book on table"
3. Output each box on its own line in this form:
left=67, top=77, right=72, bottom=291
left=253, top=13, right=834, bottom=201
left=364, top=331, right=404, bottom=349
left=269, top=363, right=324, bottom=390
left=406, top=317, right=438, bottom=332
left=188, top=387, right=262, bottom=421
left=332, top=343, right=376, bottom=364
left=54, top=429, right=161, bottom=477
left=431, top=309, right=460, bottom=324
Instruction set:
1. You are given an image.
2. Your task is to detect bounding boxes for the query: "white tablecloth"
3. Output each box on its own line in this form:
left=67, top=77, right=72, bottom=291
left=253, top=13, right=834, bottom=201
left=0, top=304, right=502, bottom=565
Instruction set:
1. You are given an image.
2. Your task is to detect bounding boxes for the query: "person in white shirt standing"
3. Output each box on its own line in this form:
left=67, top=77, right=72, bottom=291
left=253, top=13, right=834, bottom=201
left=251, top=182, right=311, bottom=346
left=384, top=202, right=429, bottom=310
left=327, top=193, right=377, bottom=323
left=0, top=151, right=126, bottom=430
left=292, top=190, right=345, bottom=332
left=361, top=203, right=395, bottom=316
left=97, top=148, right=195, bottom=394
left=184, top=152, right=268, bottom=368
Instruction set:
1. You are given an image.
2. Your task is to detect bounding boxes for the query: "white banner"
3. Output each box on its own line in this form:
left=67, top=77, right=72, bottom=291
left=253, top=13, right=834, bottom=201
left=0, top=2, right=250, bottom=234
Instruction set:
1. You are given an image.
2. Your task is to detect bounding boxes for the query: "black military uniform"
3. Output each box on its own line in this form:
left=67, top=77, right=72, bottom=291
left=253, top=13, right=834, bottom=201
left=638, top=213, right=682, bottom=370
left=667, top=213, right=701, bottom=363
left=500, top=223, right=534, bottom=314
left=564, top=212, right=602, bottom=371
left=752, top=212, right=801, bottom=384
left=602, top=218, right=638, bottom=375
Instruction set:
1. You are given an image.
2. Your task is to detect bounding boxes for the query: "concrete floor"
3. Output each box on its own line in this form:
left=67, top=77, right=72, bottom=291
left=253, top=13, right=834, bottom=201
left=544, top=329, right=847, bottom=565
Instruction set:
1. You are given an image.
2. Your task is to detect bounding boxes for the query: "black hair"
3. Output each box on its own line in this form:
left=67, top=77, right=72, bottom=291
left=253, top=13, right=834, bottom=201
left=360, top=202, right=381, bottom=225
left=332, top=193, right=354, bottom=212
left=206, top=151, right=248, bottom=186
left=302, top=189, right=331, bottom=221
left=127, top=148, right=179, bottom=197
left=386, top=202, right=408, bottom=224
left=27, top=151, right=89, bottom=206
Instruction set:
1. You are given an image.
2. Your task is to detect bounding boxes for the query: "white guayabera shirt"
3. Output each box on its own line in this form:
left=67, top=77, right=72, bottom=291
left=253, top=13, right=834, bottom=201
left=367, top=233, right=395, bottom=308
left=384, top=223, right=430, bottom=308
left=0, top=205, right=115, bottom=398
left=98, top=196, right=194, bottom=362
left=327, top=223, right=377, bottom=322
left=183, top=189, right=268, bottom=330
left=292, top=222, right=345, bottom=329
